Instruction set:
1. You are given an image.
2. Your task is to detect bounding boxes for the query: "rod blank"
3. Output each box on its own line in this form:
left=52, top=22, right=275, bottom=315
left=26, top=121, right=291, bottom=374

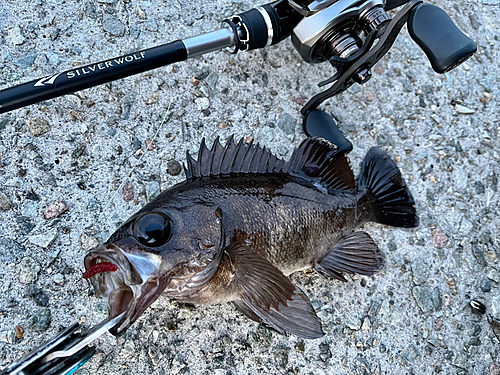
left=0, top=28, right=236, bottom=114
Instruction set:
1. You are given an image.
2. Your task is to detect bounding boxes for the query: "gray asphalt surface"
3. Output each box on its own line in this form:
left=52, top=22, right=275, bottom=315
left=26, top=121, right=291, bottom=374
left=0, top=0, right=499, bottom=374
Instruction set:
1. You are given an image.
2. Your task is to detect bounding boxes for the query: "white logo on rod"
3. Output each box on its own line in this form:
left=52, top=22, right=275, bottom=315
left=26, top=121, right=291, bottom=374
left=34, top=73, right=63, bottom=87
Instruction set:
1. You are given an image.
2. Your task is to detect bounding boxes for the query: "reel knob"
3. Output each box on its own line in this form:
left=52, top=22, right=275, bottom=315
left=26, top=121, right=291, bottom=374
left=407, top=3, right=477, bottom=73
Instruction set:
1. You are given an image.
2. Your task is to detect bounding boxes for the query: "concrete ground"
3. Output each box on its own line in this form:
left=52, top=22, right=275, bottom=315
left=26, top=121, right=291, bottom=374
left=0, top=0, right=499, bottom=374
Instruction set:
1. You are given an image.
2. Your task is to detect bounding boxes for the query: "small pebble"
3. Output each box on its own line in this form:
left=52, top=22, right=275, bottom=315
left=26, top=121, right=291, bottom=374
left=145, top=19, right=158, bottom=32
left=218, top=121, right=229, bottom=129
left=491, top=295, right=500, bottom=320
left=15, top=325, right=24, bottom=339
left=9, top=26, right=25, bottom=45
left=146, top=138, right=157, bottom=151
left=0, top=190, right=12, bottom=210
left=146, top=94, right=160, bottom=105
left=195, top=97, right=210, bottom=111
left=480, top=278, right=492, bottom=292
left=444, top=274, right=457, bottom=295
left=27, top=118, right=50, bottom=136
left=434, top=318, right=443, bottom=331
left=122, top=182, right=134, bottom=202
left=80, top=233, right=99, bottom=251
left=43, top=200, right=68, bottom=220
left=136, top=6, right=146, bottom=20
left=27, top=286, right=49, bottom=307
left=190, top=77, right=200, bottom=86
left=361, top=317, right=371, bottom=331
left=347, top=316, right=361, bottom=330
left=167, top=160, right=182, bottom=176
left=373, top=65, right=385, bottom=74
left=0, top=331, right=16, bottom=344
left=295, top=341, right=305, bottom=352
left=404, top=345, right=420, bottom=362
left=454, top=104, right=475, bottom=114
left=431, top=114, right=441, bottom=124
left=411, top=259, right=429, bottom=285
left=146, top=181, right=160, bottom=201
left=30, top=308, right=52, bottom=331
left=432, top=228, right=448, bottom=249
left=29, top=228, right=58, bottom=249
left=412, top=286, right=434, bottom=313
left=487, top=269, right=500, bottom=283
left=231, top=108, right=246, bottom=121
left=53, top=273, right=64, bottom=285
left=206, top=72, right=219, bottom=91
left=490, top=362, right=500, bottom=375
left=277, top=113, right=297, bottom=135
left=16, top=256, right=41, bottom=284
left=102, top=15, right=125, bottom=36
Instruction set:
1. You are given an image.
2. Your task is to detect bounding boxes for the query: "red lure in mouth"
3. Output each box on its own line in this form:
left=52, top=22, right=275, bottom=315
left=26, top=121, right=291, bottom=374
left=83, top=262, right=118, bottom=279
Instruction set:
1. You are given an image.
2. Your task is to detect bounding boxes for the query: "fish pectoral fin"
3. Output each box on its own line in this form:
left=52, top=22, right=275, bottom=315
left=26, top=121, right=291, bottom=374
left=234, top=287, right=324, bottom=339
left=226, top=241, right=324, bottom=339
left=316, top=231, right=385, bottom=278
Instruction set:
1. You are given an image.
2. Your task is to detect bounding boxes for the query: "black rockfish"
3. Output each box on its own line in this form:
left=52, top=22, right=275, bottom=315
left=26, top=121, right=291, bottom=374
left=84, top=137, right=418, bottom=338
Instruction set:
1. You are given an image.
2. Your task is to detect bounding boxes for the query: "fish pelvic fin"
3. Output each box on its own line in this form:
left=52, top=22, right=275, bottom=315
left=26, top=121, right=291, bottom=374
left=357, top=148, right=419, bottom=228
left=316, top=231, right=385, bottom=279
left=226, top=241, right=324, bottom=339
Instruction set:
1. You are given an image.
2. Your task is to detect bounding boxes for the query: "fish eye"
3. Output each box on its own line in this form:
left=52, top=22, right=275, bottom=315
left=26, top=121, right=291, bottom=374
left=133, top=213, right=172, bottom=247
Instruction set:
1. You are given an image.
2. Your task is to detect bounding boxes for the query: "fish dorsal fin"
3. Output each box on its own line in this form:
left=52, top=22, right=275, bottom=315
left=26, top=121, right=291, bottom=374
left=185, top=136, right=354, bottom=190
left=185, top=136, right=286, bottom=179
left=284, top=137, right=355, bottom=191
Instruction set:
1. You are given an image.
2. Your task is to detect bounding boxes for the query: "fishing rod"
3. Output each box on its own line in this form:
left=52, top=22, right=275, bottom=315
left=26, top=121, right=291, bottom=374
left=0, top=0, right=476, bottom=152
left=0, top=1, right=477, bottom=374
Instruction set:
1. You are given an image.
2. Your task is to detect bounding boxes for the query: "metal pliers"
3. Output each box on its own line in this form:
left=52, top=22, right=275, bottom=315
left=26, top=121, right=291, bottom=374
left=0, top=313, right=124, bottom=375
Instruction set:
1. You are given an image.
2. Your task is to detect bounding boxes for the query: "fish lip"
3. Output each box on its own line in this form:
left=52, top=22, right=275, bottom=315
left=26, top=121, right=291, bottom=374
left=84, top=244, right=163, bottom=335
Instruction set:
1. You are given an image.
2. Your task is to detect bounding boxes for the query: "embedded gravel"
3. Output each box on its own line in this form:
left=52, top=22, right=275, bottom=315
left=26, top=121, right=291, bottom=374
left=0, top=1, right=499, bottom=374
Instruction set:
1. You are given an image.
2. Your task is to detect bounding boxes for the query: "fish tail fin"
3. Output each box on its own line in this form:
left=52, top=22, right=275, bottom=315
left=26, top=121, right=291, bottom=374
left=357, top=148, right=419, bottom=228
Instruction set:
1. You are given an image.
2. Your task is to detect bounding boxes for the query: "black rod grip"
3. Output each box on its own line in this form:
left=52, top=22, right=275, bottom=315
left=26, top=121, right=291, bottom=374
left=0, top=41, right=187, bottom=114
left=407, top=4, right=477, bottom=74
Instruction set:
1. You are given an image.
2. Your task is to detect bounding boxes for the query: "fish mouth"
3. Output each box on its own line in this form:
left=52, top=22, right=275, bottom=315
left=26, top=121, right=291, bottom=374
left=84, top=244, right=165, bottom=336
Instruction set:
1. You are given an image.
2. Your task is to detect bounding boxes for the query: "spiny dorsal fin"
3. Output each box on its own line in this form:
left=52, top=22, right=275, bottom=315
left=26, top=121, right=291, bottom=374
left=185, top=136, right=286, bottom=179
left=185, top=136, right=354, bottom=191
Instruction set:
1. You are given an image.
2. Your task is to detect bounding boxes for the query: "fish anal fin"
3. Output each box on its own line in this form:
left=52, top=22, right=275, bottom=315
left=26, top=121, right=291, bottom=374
left=316, top=231, right=385, bottom=278
left=226, top=241, right=324, bottom=339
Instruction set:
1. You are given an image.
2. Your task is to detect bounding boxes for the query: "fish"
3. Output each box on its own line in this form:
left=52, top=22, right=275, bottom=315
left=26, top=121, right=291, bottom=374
left=84, top=136, right=418, bottom=339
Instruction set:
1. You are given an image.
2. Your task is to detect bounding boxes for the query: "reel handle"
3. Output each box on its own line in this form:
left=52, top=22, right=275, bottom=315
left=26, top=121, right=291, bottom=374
left=303, top=110, right=353, bottom=153
left=407, top=3, right=477, bottom=73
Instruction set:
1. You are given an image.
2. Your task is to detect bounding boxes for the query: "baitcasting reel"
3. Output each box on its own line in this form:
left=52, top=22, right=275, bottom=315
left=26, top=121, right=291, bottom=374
left=0, top=0, right=476, bottom=151
left=224, top=0, right=477, bottom=150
